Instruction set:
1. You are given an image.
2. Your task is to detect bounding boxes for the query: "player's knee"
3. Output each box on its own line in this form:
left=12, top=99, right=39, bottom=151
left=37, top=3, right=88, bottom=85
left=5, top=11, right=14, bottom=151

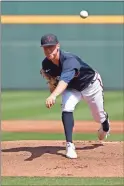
left=102, top=119, right=109, bottom=132
left=61, top=104, right=75, bottom=112
left=62, top=108, right=75, bottom=112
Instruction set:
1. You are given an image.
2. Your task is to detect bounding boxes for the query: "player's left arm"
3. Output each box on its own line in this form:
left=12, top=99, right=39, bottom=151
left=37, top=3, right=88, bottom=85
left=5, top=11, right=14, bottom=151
left=45, top=70, right=75, bottom=108
left=51, top=70, right=75, bottom=97
left=52, top=58, right=80, bottom=96
left=46, top=58, right=80, bottom=108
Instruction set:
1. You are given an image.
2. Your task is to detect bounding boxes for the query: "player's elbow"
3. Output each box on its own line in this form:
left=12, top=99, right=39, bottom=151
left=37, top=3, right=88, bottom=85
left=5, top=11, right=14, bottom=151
left=59, top=80, right=68, bottom=87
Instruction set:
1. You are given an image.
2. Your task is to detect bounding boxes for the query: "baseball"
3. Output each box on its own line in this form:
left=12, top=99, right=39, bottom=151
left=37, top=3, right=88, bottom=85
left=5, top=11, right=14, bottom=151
left=80, top=10, right=88, bottom=18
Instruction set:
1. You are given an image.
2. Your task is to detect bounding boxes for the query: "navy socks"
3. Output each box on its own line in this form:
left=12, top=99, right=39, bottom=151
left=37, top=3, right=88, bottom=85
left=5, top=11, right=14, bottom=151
left=62, top=112, right=74, bottom=143
left=102, top=113, right=110, bottom=132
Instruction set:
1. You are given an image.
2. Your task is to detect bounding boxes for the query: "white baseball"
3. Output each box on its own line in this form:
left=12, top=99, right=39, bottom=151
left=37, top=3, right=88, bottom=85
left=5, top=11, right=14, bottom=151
left=80, top=10, right=88, bottom=18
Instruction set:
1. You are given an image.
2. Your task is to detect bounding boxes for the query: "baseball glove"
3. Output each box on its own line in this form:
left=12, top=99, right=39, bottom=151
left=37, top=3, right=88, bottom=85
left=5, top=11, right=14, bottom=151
left=40, top=69, right=58, bottom=93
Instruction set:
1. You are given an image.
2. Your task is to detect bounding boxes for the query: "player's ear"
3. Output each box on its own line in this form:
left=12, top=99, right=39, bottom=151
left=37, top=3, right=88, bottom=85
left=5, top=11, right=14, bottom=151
left=57, top=43, right=60, bottom=49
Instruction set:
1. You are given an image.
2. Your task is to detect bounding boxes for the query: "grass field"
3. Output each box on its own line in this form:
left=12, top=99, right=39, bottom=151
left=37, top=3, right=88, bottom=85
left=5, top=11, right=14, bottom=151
left=2, top=177, right=124, bottom=186
left=1, top=90, right=123, bottom=120
left=1, top=90, right=123, bottom=185
left=2, top=132, right=124, bottom=141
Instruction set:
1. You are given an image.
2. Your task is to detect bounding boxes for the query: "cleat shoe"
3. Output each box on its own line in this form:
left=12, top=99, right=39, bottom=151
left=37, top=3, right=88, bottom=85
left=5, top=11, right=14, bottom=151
left=66, top=142, right=77, bottom=159
left=98, top=127, right=110, bottom=140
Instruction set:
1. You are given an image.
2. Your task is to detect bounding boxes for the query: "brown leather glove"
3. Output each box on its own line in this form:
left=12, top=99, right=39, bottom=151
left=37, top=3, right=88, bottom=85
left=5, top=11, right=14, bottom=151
left=40, top=69, right=58, bottom=93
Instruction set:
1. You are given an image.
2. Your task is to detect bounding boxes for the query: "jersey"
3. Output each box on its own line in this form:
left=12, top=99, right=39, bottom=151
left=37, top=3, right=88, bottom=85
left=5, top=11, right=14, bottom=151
left=42, top=50, right=95, bottom=91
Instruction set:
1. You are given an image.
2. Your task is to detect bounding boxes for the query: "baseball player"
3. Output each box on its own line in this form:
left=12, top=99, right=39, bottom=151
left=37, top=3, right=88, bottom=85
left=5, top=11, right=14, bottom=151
left=40, top=33, right=110, bottom=159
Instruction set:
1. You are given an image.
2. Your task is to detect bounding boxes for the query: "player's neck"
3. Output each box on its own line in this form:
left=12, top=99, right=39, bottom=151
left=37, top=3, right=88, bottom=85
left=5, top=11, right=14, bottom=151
left=51, top=59, right=59, bottom=66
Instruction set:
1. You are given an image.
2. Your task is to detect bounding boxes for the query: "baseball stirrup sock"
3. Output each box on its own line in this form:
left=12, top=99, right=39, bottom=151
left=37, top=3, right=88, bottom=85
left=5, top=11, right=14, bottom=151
left=102, top=114, right=109, bottom=132
left=62, top=112, right=74, bottom=143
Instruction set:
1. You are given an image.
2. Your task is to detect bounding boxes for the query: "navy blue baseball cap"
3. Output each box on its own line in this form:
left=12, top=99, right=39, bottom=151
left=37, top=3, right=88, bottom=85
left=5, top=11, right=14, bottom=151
left=40, top=34, right=59, bottom=46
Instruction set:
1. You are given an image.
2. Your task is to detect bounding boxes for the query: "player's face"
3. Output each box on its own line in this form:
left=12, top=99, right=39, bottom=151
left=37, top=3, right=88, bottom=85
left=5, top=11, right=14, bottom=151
left=42, top=45, right=58, bottom=60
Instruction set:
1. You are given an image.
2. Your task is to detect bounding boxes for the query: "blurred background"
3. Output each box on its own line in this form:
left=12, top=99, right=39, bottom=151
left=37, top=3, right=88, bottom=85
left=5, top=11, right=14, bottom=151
left=1, top=1, right=123, bottom=121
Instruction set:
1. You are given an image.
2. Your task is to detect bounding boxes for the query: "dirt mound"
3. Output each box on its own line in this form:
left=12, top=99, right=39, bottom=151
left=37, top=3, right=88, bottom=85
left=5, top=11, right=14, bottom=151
left=1, top=140, right=123, bottom=177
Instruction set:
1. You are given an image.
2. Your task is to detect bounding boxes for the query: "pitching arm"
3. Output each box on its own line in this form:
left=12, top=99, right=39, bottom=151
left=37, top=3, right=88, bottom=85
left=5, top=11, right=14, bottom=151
left=51, top=70, right=75, bottom=98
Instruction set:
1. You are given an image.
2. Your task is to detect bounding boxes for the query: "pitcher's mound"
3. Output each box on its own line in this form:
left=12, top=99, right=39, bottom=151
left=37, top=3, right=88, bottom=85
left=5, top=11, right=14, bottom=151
left=1, top=140, right=123, bottom=177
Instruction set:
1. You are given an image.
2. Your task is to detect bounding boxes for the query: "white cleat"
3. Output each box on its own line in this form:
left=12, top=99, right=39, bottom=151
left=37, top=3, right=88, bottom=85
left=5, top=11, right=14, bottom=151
left=98, top=127, right=110, bottom=141
left=66, top=142, right=77, bottom=159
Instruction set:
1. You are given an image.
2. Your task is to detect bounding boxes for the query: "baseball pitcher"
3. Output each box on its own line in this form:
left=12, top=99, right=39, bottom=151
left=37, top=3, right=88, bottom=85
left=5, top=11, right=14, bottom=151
left=40, top=33, right=110, bottom=159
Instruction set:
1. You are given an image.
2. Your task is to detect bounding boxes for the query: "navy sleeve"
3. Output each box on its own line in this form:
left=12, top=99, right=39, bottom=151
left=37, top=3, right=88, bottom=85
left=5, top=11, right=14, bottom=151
left=59, top=58, right=81, bottom=83
left=62, top=58, right=80, bottom=73
left=60, top=70, right=75, bottom=83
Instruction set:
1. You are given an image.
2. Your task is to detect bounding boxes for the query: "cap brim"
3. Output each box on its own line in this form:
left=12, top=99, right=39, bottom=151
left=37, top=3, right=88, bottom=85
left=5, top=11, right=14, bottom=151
left=40, top=43, right=57, bottom=47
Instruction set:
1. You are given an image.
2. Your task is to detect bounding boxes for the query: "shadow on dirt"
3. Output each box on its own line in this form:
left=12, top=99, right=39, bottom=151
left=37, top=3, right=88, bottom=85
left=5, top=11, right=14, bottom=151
left=2, top=143, right=103, bottom=161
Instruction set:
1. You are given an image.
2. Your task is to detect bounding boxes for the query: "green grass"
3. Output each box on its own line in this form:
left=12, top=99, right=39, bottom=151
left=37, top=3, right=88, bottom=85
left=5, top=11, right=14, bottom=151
left=2, top=177, right=124, bottom=185
left=1, top=90, right=123, bottom=120
left=2, top=132, right=123, bottom=141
